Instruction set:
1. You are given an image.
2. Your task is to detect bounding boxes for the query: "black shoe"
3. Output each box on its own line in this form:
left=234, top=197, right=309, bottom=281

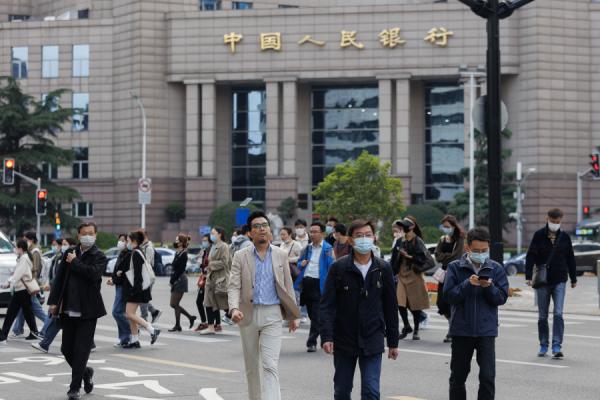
left=150, top=329, right=161, bottom=345
left=168, top=326, right=182, bottom=332
left=83, top=367, right=94, bottom=394
left=412, top=333, right=421, bottom=341
left=67, top=390, right=80, bottom=400
left=25, top=332, right=42, bottom=341
left=189, top=316, right=197, bottom=329
left=552, top=351, right=564, bottom=359
left=151, top=310, right=162, bottom=324
left=443, top=335, right=452, bottom=343
left=307, top=345, right=317, bottom=353
left=399, top=327, right=413, bottom=340
left=123, top=341, right=141, bottom=349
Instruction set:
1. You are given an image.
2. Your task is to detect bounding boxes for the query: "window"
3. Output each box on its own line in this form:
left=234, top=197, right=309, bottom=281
left=41, top=162, right=58, bottom=180
left=9, top=15, right=30, bottom=22
left=11, top=47, right=28, bottom=79
left=77, top=9, right=89, bottom=19
left=424, top=85, right=465, bottom=201
left=73, top=44, right=89, bottom=77
left=72, top=93, right=89, bottom=131
left=72, top=202, right=93, bottom=217
left=278, top=4, right=299, bottom=8
left=200, top=0, right=222, bottom=10
left=232, top=2, right=253, bottom=9
left=42, top=46, right=59, bottom=78
left=72, top=147, right=89, bottom=179
left=231, top=89, right=266, bottom=208
left=42, top=93, right=59, bottom=111
left=311, top=87, right=379, bottom=188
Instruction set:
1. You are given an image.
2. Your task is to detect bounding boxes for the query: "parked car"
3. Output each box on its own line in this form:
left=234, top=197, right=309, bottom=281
left=573, top=242, right=600, bottom=275
left=504, top=253, right=526, bottom=276
left=0, top=231, right=17, bottom=309
left=382, top=243, right=439, bottom=275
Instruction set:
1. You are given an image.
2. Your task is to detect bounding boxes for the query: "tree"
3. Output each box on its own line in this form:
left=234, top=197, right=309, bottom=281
left=448, top=128, right=516, bottom=229
left=277, top=197, right=297, bottom=224
left=208, top=201, right=258, bottom=239
left=312, top=151, right=405, bottom=244
left=0, top=76, right=81, bottom=236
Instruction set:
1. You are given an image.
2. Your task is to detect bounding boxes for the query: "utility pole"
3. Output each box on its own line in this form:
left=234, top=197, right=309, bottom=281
left=515, top=161, right=536, bottom=254
left=131, top=92, right=148, bottom=229
left=457, top=0, right=536, bottom=262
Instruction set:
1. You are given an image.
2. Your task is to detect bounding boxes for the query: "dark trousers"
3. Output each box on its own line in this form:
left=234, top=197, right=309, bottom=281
left=0, top=290, right=38, bottom=340
left=60, top=316, right=96, bottom=392
left=206, top=306, right=221, bottom=325
left=333, top=351, right=382, bottom=400
left=302, top=277, right=321, bottom=347
left=196, top=288, right=207, bottom=323
left=450, top=336, right=496, bottom=400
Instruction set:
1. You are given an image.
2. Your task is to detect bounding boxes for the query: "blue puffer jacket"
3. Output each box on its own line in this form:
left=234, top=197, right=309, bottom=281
left=294, top=241, right=334, bottom=293
left=443, top=254, right=509, bottom=337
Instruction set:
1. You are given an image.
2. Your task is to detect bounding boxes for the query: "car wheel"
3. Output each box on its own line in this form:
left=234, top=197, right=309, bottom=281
left=505, top=264, right=517, bottom=276
left=164, top=264, right=173, bottom=276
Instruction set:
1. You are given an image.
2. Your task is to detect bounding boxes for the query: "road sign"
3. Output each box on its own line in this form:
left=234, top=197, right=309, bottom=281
left=235, top=208, right=250, bottom=227
left=472, top=95, right=508, bottom=135
left=138, top=178, right=152, bottom=205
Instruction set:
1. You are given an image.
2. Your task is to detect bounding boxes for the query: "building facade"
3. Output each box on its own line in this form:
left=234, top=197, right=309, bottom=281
left=0, top=0, right=598, bottom=244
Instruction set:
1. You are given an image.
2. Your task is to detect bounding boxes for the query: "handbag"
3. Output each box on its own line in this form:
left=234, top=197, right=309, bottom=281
left=532, top=232, right=562, bottom=289
left=433, top=268, right=446, bottom=283
left=287, top=244, right=301, bottom=280
left=197, top=273, right=206, bottom=289
left=126, top=249, right=156, bottom=290
left=21, top=276, right=40, bottom=296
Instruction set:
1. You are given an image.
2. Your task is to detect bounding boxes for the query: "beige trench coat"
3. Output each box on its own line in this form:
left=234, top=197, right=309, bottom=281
left=396, top=238, right=431, bottom=311
left=204, top=241, right=232, bottom=310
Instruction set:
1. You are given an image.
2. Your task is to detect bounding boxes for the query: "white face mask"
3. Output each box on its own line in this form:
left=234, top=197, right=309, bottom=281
left=117, top=241, right=126, bottom=251
left=295, top=228, right=306, bottom=237
left=61, top=245, right=70, bottom=253
left=80, top=235, right=96, bottom=248
left=548, top=222, right=561, bottom=232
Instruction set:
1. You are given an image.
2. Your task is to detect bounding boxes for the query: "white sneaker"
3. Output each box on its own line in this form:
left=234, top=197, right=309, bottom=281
left=199, top=326, right=216, bottom=335
left=222, top=316, right=234, bottom=326
left=31, top=342, right=48, bottom=353
left=420, top=313, right=429, bottom=330
left=9, top=332, right=24, bottom=340
left=300, top=317, right=308, bottom=325
left=0, top=339, right=7, bottom=345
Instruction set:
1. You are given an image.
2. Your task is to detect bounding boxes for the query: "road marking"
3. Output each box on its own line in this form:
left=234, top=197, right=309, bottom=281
left=397, top=348, right=569, bottom=369
left=2, top=372, right=53, bottom=382
left=500, top=310, right=600, bottom=322
left=200, top=388, right=225, bottom=400
left=388, top=397, right=427, bottom=400
left=96, top=324, right=230, bottom=344
left=101, top=367, right=184, bottom=378
left=94, top=380, right=173, bottom=394
left=106, top=396, right=160, bottom=400
left=564, top=334, right=600, bottom=340
left=113, top=354, right=238, bottom=374
left=47, top=373, right=71, bottom=376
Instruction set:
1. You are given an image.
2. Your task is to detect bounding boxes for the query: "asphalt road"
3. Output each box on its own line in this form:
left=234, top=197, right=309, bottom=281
left=1, top=276, right=600, bottom=400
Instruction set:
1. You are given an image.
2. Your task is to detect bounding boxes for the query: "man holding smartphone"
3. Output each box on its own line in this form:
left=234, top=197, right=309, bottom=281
left=443, top=227, right=509, bottom=400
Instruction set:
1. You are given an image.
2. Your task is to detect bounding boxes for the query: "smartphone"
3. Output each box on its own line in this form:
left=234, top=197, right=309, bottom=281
left=478, top=275, right=490, bottom=281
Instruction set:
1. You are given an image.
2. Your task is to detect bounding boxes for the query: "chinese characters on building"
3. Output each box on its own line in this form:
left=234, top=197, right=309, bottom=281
left=223, top=27, right=453, bottom=53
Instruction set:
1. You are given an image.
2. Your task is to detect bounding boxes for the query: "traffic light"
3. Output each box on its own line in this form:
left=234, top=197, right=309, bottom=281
left=583, top=205, right=591, bottom=218
left=590, top=153, right=600, bottom=178
left=55, top=212, right=61, bottom=231
left=36, top=189, right=48, bottom=216
left=3, top=158, right=15, bottom=185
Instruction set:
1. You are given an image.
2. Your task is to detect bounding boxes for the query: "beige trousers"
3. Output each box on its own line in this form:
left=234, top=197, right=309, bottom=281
left=239, top=304, right=283, bottom=400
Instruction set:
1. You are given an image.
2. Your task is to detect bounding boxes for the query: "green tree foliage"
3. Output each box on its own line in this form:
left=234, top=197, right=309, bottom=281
left=448, top=128, right=516, bottom=229
left=0, top=77, right=81, bottom=235
left=312, top=151, right=405, bottom=245
left=405, top=204, right=445, bottom=228
left=208, top=202, right=258, bottom=239
left=277, top=197, right=297, bottom=224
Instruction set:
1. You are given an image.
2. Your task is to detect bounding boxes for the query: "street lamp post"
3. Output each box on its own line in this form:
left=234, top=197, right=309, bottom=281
left=130, top=92, right=148, bottom=229
left=515, top=161, right=536, bottom=254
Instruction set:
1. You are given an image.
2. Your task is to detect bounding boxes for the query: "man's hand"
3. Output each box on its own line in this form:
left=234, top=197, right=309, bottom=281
left=106, top=278, right=114, bottom=286
left=571, top=282, right=577, bottom=289
left=288, top=319, right=300, bottom=333
left=301, top=260, right=309, bottom=267
left=231, top=309, right=244, bottom=324
left=479, top=279, right=493, bottom=288
left=469, top=275, right=481, bottom=286
left=43, top=284, right=51, bottom=292
left=525, top=280, right=532, bottom=287
left=322, top=342, right=334, bottom=355
left=0, top=282, right=9, bottom=289
left=48, top=305, right=58, bottom=316
left=388, top=347, right=400, bottom=360
left=116, top=271, right=123, bottom=277
left=66, top=251, right=77, bottom=264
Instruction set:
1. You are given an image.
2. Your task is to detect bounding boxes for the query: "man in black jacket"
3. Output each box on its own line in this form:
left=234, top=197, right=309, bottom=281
left=321, top=219, right=400, bottom=400
left=525, top=208, right=576, bottom=359
left=48, top=222, right=107, bottom=400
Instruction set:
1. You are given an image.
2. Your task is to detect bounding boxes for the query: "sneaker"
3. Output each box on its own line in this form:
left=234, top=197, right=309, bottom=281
left=151, top=310, right=162, bottom=324
left=214, top=324, right=222, bottom=332
left=307, top=345, right=317, bottom=353
left=222, top=316, right=234, bottom=326
left=199, top=326, right=216, bottom=335
left=123, top=341, right=141, bottom=349
left=150, top=329, right=161, bottom=345
left=412, top=333, right=421, bottom=341
left=538, top=345, right=548, bottom=357
left=83, top=367, right=94, bottom=394
left=0, top=339, right=7, bottom=345
left=552, top=345, right=563, bottom=359
left=194, top=323, right=209, bottom=332
left=31, top=342, right=49, bottom=353
left=67, top=389, right=81, bottom=400
left=9, top=332, right=24, bottom=339
left=419, top=312, right=429, bottom=329
left=90, top=345, right=96, bottom=353
left=25, top=332, right=42, bottom=341
left=300, top=317, right=308, bottom=325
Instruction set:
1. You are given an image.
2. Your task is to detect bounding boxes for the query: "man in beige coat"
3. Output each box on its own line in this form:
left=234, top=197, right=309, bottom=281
left=228, top=211, right=301, bottom=400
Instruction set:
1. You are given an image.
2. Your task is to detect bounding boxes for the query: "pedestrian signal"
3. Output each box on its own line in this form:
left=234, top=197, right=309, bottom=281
left=36, top=189, right=48, bottom=216
left=3, top=158, right=15, bottom=185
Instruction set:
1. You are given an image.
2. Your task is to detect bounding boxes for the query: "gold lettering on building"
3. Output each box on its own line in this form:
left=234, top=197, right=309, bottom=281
left=424, top=27, right=454, bottom=47
left=224, top=32, right=243, bottom=53
left=378, top=28, right=406, bottom=48
left=340, top=30, right=364, bottom=49
left=298, top=35, right=326, bottom=47
left=260, top=32, right=282, bottom=51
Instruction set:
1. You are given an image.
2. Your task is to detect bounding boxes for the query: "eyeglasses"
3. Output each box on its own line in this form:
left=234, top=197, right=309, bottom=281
left=352, top=234, right=374, bottom=239
left=252, top=223, right=270, bottom=230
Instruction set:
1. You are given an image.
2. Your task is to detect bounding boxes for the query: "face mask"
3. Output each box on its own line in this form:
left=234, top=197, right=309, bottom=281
left=117, top=241, right=126, bottom=251
left=548, top=222, right=560, bottom=232
left=231, top=235, right=238, bottom=242
left=210, top=234, right=218, bottom=243
left=80, top=235, right=96, bottom=248
left=441, top=226, right=454, bottom=236
left=51, top=246, right=57, bottom=254
left=61, top=245, right=69, bottom=253
left=126, top=243, right=133, bottom=251
left=201, top=241, right=209, bottom=249
left=353, top=237, right=374, bottom=255
left=470, top=251, right=489, bottom=265
left=295, top=228, right=306, bottom=237
left=325, top=226, right=335, bottom=235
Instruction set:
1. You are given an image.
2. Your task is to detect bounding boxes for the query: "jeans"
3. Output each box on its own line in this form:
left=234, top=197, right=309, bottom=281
left=536, top=282, right=566, bottom=348
left=13, top=294, right=47, bottom=335
left=450, top=336, right=496, bottom=400
left=333, top=351, right=382, bottom=400
left=40, top=313, right=61, bottom=348
left=112, top=285, right=131, bottom=343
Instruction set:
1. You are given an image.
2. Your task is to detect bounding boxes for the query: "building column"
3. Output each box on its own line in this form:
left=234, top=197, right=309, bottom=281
left=184, top=82, right=200, bottom=177
left=265, top=80, right=280, bottom=177
left=378, top=79, right=393, bottom=168
left=395, top=77, right=412, bottom=200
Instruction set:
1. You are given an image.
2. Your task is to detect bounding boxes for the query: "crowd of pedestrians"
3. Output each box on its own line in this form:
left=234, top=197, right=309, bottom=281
left=0, top=206, right=580, bottom=400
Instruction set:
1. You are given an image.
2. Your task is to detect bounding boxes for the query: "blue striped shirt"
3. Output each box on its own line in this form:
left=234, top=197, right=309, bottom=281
left=253, top=246, right=280, bottom=306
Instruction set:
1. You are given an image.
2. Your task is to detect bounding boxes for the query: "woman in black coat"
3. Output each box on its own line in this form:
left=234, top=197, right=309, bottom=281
left=124, top=230, right=160, bottom=348
left=168, top=234, right=196, bottom=332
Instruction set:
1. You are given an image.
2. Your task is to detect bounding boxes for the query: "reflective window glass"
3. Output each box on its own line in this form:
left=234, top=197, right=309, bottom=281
left=72, top=93, right=89, bottom=131
left=73, top=44, right=89, bottom=77
left=11, top=47, right=28, bottom=79
left=42, top=46, right=59, bottom=78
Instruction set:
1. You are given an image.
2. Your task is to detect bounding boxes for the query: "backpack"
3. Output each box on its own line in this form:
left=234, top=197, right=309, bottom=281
left=31, top=247, right=51, bottom=282
left=126, top=249, right=156, bottom=290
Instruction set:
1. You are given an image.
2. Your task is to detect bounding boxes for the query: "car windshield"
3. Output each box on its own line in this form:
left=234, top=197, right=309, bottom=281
left=0, top=236, right=14, bottom=254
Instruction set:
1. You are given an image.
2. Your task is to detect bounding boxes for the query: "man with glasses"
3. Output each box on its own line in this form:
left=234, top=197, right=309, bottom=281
left=228, top=211, right=300, bottom=400
left=321, top=219, right=399, bottom=399
left=296, top=221, right=335, bottom=353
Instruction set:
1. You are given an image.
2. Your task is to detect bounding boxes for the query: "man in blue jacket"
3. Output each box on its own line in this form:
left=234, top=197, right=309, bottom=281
left=444, top=227, right=509, bottom=400
left=296, top=221, right=334, bottom=352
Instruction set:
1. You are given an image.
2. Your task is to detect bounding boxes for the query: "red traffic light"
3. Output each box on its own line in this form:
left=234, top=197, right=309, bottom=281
left=584, top=206, right=590, bottom=214
left=37, top=190, right=47, bottom=199
left=4, top=159, right=14, bottom=169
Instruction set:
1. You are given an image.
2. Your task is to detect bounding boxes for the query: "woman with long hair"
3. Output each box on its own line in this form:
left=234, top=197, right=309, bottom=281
left=434, top=215, right=465, bottom=343
left=194, top=234, right=213, bottom=331
left=168, top=233, right=196, bottom=331
left=395, top=216, right=432, bottom=341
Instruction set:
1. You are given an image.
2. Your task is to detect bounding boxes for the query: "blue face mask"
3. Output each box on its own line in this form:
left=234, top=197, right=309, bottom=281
left=470, top=251, right=489, bottom=265
left=126, top=243, right=133, bottom=251
left=441, top=226, right=454, bottom=236
left=201, top=241, right=209, bottom=249
left=353, top=237, right=374, bottom=255
left=325, top=226, right=335, bottom=235
left=210, top=234, right=218, bottom=243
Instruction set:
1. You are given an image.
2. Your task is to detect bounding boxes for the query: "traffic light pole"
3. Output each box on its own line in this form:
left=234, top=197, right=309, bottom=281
left=577, top=168, right=593, bottom=224
left=13, top=171, right=42, bottom=242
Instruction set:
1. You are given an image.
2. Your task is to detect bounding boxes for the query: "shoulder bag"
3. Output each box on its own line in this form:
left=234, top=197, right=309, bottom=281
left=20, top=276, right=40, bottom=296
left=532, top=232, right=562, bottom=289
left=126, top=249, right=156, bottom=290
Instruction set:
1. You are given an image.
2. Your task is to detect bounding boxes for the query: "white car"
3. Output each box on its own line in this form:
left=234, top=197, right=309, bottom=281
left=0, top=231, right=17, bottom=308
left=106, top=247, right=179, bottom=277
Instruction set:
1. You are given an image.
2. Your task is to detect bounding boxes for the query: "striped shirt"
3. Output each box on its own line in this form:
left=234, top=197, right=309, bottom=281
left=253, top=246, right=280, bottom=305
